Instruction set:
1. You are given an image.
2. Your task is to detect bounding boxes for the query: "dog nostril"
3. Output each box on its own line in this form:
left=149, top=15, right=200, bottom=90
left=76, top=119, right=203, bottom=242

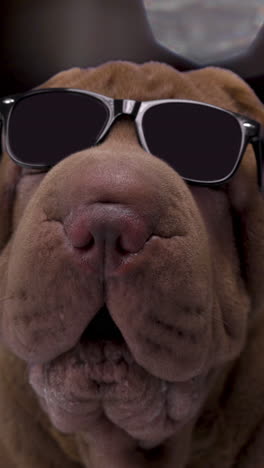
left=86, top=235, right=95, bottom=250
left=80, top=305, right=124, bottom=343
left=84, top=233, right=127, bottom=254
left=64, top=203, right=153, bottom=275
left=116, top=236, right=130, bottom=255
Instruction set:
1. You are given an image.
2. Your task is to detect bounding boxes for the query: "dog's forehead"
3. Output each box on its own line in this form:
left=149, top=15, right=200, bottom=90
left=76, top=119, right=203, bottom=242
left=39, top=61, right=233, bottom=106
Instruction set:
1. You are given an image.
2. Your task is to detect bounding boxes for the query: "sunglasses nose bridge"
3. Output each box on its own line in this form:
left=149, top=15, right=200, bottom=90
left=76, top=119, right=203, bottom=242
left=122, top=99, right=137, bottom=115
left=102, top=98, right=140, bottom=138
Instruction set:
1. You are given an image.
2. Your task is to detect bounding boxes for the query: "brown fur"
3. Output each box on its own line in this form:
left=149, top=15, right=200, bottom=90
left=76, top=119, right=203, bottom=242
left=0, top=61, right=264, bottom=467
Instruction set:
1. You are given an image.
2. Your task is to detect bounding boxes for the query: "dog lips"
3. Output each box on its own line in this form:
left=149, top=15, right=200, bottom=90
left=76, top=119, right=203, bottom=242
left=78, top=339, right=133, bottom=383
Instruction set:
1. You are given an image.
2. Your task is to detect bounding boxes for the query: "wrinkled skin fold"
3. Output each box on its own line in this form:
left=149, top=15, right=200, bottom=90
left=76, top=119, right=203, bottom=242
left=0, top=62, right=264, bottom=468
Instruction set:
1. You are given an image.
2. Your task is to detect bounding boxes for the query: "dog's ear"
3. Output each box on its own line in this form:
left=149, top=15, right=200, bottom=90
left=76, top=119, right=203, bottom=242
left=225, top=68, right=264, bottom=330
left=199, top=67, right=264, bottom=329
left=0, top=153, right=21, bottom=252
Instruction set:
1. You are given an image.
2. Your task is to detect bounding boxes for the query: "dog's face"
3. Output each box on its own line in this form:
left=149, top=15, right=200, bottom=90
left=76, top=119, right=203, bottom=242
left=1, top=62, right=264, bottom=460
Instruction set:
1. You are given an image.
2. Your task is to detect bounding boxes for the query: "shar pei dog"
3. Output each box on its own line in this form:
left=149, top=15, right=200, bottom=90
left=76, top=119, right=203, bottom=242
left=0, top=61, right=264, bottom=468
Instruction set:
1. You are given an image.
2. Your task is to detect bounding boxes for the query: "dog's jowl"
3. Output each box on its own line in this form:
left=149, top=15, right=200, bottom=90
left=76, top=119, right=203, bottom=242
left=0, top=61, right=264, bottom=468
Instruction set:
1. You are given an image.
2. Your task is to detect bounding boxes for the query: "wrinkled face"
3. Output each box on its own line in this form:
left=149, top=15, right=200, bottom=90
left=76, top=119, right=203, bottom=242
left=0, top=62, right=256, bottom=450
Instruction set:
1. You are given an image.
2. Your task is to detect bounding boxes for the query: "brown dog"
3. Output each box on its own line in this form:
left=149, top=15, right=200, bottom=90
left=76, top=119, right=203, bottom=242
left=0, top=61, right=264, bottom=468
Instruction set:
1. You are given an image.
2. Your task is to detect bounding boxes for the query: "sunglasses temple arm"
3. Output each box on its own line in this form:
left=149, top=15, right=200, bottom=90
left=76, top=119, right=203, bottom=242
left=251, top=128, right=264, bottom=192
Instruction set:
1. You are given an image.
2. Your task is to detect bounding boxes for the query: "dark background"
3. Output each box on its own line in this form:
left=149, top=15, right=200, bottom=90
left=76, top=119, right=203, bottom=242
left=0, top=0, right=264, bottom=101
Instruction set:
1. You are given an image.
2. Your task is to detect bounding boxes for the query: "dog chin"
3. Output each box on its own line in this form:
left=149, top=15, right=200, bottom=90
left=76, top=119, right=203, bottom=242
left=28, top=332, right=212, bottom=445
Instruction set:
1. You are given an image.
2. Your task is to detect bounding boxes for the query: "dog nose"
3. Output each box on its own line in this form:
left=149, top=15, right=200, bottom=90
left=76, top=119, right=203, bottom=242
left=64, top=203, right=152, bottom=275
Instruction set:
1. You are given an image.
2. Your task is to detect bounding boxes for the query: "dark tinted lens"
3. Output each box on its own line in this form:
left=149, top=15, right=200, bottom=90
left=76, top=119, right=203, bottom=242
left=142, top=102, right=243, bottom=182
left=8, top=91, right=109, bottom=166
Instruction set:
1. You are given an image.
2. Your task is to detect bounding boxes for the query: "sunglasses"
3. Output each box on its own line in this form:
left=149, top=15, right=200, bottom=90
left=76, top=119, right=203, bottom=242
left=0, top=88, right=263, bottom=190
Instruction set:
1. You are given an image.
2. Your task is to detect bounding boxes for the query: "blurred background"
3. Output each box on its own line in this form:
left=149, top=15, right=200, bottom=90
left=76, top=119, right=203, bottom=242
left=0, top=0, right=264, bottom=96
left=144, top=0, right=264, bottom=62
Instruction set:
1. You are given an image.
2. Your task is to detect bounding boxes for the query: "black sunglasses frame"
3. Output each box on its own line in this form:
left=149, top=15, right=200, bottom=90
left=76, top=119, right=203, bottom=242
left=0, top=88, right=263, bottom=191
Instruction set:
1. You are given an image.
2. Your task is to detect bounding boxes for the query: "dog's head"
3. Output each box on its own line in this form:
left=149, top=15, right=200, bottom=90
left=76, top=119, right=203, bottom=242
left=0, top=61, right=264, bottom=464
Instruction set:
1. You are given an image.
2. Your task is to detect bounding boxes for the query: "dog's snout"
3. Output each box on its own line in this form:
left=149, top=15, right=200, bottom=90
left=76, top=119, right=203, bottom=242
left=64, top=203, right=152, bottom=275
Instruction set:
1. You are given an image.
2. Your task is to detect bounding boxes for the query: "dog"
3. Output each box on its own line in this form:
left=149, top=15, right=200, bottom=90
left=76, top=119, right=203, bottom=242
left=0, top=61, right=264, bottom=468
